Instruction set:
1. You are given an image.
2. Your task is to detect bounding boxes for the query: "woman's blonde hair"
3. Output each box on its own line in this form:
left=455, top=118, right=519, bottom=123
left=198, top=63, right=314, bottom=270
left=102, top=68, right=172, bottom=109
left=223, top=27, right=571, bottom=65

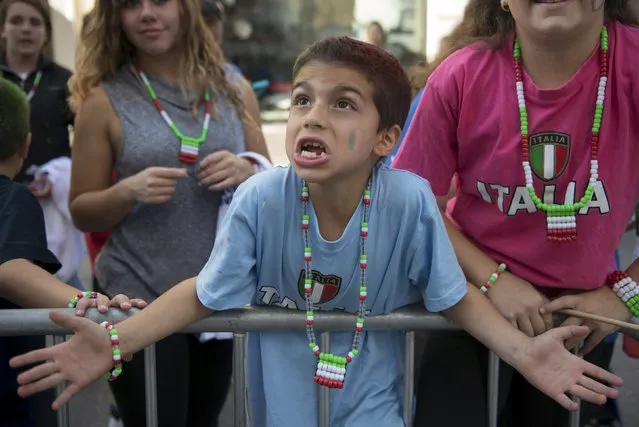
left=69, top=0, right=244, bottom=118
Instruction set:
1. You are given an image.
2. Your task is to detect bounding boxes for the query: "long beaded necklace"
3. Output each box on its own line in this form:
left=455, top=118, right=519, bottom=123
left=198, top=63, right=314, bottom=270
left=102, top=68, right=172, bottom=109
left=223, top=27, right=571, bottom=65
left=135, top=69, right=212, bottom=164
left=301, top=178, right=372, bottom=389
left=1, top=70, right=42, bottom=102
left=514, top=27, right=608, bottom=242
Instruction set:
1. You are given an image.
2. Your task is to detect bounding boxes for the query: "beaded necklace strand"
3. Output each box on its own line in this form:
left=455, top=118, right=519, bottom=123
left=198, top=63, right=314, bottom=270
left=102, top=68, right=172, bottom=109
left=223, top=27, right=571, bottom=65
left=514, top=27, right=608, bottom=242
left=301, top=178, right=372, bottom=389
left=1, top=70, right=43, bottom=102
left=135, top=69, right=212, bottom=164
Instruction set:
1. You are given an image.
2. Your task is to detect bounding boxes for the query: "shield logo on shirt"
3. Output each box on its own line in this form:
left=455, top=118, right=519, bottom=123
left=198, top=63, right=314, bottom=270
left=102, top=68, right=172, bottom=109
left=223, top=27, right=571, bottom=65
left=528, top=132, right=571, bottom=181
left=298, top=270, right=342, bottom=304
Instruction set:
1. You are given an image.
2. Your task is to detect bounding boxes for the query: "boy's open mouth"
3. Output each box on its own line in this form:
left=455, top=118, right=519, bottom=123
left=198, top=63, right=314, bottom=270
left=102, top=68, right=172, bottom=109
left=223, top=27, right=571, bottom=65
left=531, top=0, right=569, bottom=3
left=299, top=139, right=328, bottom=159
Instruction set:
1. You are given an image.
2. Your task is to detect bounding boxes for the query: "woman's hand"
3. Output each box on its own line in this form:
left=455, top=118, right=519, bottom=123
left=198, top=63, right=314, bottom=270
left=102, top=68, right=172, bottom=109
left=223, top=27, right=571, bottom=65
left=486, top=272, right=554, bottom=337
left=197, top=150, right=254, bottom=191
left=541, top=286, right=632, bottom=354
left=120, top=167, right=187, bottom=205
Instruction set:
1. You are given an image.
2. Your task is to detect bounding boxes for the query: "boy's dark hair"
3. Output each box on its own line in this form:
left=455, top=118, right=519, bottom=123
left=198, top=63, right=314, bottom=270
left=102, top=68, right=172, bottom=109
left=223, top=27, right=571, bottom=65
left=292, top=36, right=412, bottom=132
left=0, top=79, right=30, bottom=161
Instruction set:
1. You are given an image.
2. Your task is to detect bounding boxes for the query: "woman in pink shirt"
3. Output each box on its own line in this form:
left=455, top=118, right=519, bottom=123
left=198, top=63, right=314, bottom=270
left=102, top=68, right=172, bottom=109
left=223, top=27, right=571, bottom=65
left=393, top=1, right=639, bottom=426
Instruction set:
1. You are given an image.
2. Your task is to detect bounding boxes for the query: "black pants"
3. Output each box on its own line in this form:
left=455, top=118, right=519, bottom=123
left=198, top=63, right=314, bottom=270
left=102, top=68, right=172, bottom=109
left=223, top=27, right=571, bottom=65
left=0, top=335, right=57, bottom=427
left=109, top=334, right=233, bottom=427
left=95, top=279, right=234, bottom=427
left=414, top=331, right=615, bottom=427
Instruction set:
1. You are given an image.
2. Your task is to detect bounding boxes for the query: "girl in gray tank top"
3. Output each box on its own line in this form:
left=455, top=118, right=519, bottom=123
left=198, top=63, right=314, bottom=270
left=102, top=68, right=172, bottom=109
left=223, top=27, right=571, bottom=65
left=65, top=1, right=270, bottom=426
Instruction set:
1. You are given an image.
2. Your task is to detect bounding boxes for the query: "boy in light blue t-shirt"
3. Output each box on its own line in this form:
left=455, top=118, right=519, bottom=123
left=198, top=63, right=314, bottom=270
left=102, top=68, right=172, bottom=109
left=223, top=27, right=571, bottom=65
left=11, top=37, right=622, bottom=427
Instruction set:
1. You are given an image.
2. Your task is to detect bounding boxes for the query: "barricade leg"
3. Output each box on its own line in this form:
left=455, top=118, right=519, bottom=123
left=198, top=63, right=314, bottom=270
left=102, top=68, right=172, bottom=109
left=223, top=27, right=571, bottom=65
left=403, top=331, right=415, bottom=426
left=144, top=344, right=158, bottom=427
left=52, top=335, right=70, bottom=427
left=233, top=333, right=247, bottom=427
left=487, top=351, right=500, bottom=427
left=319, top=332, right=330, bottom=427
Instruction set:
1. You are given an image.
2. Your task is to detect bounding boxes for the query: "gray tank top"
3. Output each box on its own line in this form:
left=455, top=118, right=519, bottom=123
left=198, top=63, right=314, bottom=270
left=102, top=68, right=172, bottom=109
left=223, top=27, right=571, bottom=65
left=96, top=67, right=245, bottom=301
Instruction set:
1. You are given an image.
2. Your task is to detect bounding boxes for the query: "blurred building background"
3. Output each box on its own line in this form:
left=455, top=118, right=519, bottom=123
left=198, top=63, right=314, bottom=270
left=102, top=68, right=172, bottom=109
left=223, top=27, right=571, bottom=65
left=28, top=0, right=469, bottom=74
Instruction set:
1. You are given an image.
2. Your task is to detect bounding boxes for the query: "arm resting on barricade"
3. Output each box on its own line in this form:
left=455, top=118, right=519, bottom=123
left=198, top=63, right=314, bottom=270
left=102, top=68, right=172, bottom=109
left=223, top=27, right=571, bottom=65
left=0, top=259, right=80, bottom=308
left=0, top=259, right=145, bottom=314
left=115, top=277, right=211, bottom=356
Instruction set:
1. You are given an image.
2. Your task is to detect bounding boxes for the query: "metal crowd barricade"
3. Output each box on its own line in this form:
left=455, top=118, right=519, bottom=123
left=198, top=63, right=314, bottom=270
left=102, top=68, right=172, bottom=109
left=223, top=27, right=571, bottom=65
left=2, top=305, right=637, bottom=427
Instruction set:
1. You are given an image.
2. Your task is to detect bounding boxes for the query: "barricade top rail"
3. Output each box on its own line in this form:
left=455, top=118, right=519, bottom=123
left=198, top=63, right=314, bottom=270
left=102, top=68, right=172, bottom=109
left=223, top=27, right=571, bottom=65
left=1, top=305, right=638, bottom=340
left=0, top=305, right=458, bottom=336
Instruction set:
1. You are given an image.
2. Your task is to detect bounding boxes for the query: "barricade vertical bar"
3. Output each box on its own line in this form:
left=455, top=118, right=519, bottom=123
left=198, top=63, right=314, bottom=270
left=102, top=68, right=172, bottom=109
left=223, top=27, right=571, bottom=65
left=487, top=351, right=500, bottom=427
left=144, top=344, right=158, bottom=427
left=319, top=332, right=330, bottom=427
left=233, top=333, right=247, bottom=427
left=403, top=331, right=415, bottom=426
left=52, top=335, right=70, bottom=427
left=569, top=346, right=581, bottom=427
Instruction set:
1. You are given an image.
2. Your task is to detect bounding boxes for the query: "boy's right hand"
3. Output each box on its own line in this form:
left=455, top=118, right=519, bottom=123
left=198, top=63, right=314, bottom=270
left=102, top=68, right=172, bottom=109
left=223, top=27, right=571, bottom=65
left=9, top=311, right=114, bottom=410
left=121, top=167, right=187, bottom=205
left=486, top=272, right=554, bottom=337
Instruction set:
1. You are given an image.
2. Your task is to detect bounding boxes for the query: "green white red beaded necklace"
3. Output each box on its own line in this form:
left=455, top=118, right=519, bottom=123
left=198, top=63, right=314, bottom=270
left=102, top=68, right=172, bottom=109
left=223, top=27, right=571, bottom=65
left=135, top=69, right=212, bottom=164
left=514, top=27, right=608, bottom=242
left=301, top=178, right=372, bottom=389
left=1, top=70, right=42, bottom=102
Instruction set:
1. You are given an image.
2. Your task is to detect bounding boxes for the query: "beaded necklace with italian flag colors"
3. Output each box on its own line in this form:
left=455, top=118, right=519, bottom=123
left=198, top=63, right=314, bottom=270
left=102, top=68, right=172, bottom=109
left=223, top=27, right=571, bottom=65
left=1, top=70, right=43, bottom=102
left=514, top=26, right=608, bottom=242
left=301, top=177, right=372, bottom=389
left=135, top=69, right=212, bottom=164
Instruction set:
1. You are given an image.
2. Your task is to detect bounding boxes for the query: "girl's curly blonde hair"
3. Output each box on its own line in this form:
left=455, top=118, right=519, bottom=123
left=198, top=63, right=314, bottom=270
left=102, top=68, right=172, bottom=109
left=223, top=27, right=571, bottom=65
left=70, top=0, right=245, bottom=119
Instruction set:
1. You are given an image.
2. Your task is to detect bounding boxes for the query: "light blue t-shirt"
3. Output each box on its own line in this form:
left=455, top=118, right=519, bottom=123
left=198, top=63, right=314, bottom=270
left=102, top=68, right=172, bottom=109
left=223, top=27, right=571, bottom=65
left=196, top=164, right=467, bottom=427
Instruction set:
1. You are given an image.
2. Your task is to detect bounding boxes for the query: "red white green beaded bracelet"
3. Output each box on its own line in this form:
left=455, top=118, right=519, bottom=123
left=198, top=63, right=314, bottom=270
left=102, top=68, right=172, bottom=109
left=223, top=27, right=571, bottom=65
left=100, top=321, right=123, bottom=381
left=68, top=291, right=99, bottom=308
left=606, top=271, right=639, bottom=317
left=480, top=263, right=507, bottom=295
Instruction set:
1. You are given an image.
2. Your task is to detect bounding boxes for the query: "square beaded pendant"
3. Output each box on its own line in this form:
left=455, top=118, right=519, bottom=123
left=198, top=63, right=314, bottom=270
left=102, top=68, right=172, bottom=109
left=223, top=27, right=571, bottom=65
left=179, top=139, right=199, bottom=165
left=546, top=209, right=577, bottom=241
left=313, top=353, right=347, bottom=389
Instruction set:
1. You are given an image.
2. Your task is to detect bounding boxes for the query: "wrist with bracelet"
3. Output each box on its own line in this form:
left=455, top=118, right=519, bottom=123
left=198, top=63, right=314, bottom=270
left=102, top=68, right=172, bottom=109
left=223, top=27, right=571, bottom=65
left=605, top=270, right=639, bottom=317
left=480, top=263, right=507, bottom=295
left=67, top=293, right=124, bottom=381
left=100, top=321, right=124, bottom=381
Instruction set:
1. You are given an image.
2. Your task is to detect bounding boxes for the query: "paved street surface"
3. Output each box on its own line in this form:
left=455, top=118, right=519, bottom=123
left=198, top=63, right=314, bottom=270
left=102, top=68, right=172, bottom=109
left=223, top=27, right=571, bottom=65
left=64, top=123, right=638, bottom=426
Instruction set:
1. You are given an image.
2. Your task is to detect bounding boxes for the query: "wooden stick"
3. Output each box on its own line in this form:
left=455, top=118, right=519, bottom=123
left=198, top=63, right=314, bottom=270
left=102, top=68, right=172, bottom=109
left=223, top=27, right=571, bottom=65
left=559, top=308, right=639, bottom=332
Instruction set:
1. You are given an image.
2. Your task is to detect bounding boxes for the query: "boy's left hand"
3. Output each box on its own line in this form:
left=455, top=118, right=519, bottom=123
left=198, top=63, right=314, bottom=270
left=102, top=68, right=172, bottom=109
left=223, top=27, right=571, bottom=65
left=540, top=286, right=632, bottom=355
left=74, top=293, right=147, bottom=317
left=515, top=325, right=623, bottom=410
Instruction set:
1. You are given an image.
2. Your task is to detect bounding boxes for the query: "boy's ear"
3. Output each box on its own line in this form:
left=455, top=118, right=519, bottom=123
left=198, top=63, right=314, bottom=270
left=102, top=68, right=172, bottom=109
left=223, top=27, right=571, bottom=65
left=373, top=125, right=401, bottom=157
left=18, top=133, right=32, bottom=159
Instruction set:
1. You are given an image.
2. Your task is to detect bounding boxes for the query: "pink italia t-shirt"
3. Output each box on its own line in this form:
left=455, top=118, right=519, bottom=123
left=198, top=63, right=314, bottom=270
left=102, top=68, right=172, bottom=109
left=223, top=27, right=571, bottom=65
left=393, top=21, right=639, bottom=291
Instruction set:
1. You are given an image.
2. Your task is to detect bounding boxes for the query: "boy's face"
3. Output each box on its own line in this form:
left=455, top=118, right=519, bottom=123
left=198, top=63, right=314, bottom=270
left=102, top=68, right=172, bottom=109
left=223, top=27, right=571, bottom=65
left=285, top=61, right=397, bottom=184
